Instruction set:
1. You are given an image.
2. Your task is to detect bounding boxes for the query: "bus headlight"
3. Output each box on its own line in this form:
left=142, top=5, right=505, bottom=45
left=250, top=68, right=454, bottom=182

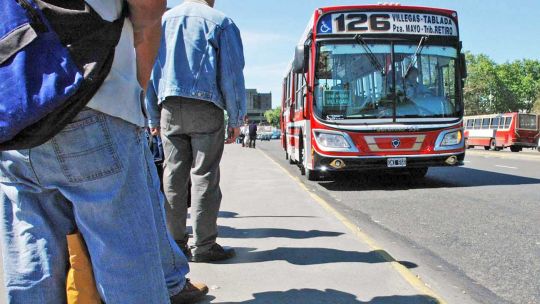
left=312, top=129, right=359, bottom=152
left=316, top=132, right=350, bottom=148
left=317, top=133, right=351, bottom=149
left=441, top=130, right=462, bottom=146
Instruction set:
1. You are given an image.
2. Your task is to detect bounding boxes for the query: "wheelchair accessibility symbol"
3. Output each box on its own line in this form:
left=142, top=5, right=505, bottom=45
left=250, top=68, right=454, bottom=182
left=319, top=21, right=331, bottom=33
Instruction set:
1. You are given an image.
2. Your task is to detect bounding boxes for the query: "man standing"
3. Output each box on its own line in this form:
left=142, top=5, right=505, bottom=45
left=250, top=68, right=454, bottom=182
left=248, top=121, right=258, bottom=148
left=146, top=0, right=246, bottom=262
left=0, top=0, right=207, bottom=303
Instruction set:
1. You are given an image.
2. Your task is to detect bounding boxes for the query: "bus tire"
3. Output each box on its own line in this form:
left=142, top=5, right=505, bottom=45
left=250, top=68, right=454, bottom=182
left=510, top=146, right=521, bottom=152
left=409, top=167, right=428, bottom=178
left=306, top=168, right=320, bottom=181
left=484, top=146, right=490, bottom=151
left=489, top=139, right=496, bottom=150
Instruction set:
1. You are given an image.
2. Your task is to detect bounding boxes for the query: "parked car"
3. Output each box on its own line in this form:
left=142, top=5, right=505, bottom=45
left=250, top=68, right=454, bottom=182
left=258, top=133, right=272, bottom=141
left=271, top=130, right=281, bottom=139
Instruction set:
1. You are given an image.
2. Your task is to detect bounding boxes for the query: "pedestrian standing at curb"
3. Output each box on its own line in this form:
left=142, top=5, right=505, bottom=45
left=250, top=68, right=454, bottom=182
left=241, top=120, right=249, bottom=147
left=248, top=121, right=258, bottom=148
left=146, top=0, right=246, bottom=262
left=0, top=0, right=208, bottom=302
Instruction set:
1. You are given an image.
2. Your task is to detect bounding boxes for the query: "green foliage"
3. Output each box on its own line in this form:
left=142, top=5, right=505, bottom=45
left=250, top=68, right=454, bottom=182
left=532, top=95, right=540, bottom=114
left=464, top=53, right=540, bottom=115
left=264, top=107, right=281, bottom=127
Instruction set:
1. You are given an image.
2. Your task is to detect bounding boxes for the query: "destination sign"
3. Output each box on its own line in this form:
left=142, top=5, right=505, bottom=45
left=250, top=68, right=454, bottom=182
left=323, top=90, right=351, bottom=106
left=317, top=12, right=457, bottom=37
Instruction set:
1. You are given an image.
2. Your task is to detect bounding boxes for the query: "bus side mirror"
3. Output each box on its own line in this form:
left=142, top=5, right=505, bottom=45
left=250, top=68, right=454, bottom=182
left=293, top=44, right=308, bottom=74
left=460, top=53, right=467, bottom=79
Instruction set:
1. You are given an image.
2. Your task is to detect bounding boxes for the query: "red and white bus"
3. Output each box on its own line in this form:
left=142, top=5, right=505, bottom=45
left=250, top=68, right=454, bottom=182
left=464, top=113, right=539, bottom=152
left=281, top=4, right=468, bottom=180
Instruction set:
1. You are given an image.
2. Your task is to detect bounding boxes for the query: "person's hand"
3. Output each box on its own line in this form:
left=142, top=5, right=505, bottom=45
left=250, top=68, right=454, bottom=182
left=225, top=127, right=240, bottom=144
left=150, top=127, right=160, bottom=136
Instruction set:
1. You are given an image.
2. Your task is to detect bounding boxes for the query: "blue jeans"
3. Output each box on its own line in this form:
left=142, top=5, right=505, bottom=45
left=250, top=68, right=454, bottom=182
left=0, top=109, right=188, bottom=303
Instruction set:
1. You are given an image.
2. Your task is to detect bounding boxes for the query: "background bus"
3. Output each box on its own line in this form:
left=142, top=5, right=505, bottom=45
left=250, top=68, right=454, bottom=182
left=464, top=113, right=539, bottom=152
left=281, top=4, right=468, bottom=180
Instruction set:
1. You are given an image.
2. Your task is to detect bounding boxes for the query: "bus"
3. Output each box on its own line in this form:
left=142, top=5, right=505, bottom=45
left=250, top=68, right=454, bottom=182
left=464, top=113, right=539, bottom=152
left=281, top=4, right=468, bottom=180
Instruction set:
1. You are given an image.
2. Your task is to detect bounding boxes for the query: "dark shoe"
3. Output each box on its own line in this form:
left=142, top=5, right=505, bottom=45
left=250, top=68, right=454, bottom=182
left=170, top=279, right=208, bottom=304
left=175, top=240, right=192, bottom=260
left=190, top=243, right=235, bottom=263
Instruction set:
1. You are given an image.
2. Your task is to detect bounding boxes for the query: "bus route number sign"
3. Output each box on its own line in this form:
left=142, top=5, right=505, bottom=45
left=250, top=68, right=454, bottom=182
left=317, top=12, right=457, bottom=37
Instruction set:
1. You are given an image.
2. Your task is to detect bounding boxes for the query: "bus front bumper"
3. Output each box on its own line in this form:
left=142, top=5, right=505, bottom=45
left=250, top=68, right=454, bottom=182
left=312, top=152, right=465, bottom=172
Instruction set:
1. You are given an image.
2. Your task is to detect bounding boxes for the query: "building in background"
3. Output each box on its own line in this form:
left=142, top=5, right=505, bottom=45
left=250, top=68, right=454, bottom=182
left=245, top=89, right=271, bottom=123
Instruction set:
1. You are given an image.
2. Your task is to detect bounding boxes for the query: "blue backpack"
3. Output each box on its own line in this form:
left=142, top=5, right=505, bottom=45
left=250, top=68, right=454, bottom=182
left=0, top=0, right=125, bottom=151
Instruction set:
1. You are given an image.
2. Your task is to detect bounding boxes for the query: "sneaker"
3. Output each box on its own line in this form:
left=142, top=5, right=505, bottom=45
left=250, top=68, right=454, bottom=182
left=175, top=240, right=192, bottom=260
left=170, top=279, right=208, bottom=304
left=190, top=243, right=235, bottom=263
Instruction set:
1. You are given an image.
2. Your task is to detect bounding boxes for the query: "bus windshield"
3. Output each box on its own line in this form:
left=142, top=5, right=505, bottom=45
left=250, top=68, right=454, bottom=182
left=314, top=42, right=459, bottom=120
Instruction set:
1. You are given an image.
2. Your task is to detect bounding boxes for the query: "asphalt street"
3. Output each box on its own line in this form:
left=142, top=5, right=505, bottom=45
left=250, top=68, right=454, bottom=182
left=258, top=141, right=540, bottom=304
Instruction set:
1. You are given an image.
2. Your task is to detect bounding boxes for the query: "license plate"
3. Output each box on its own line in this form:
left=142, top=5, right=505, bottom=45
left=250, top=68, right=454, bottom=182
left=387, top=158, right=407, bottom=168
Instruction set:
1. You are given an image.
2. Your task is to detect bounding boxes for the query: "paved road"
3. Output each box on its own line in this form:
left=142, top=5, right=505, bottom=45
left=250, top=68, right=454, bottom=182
left=258, top=140, right=540, bottom=304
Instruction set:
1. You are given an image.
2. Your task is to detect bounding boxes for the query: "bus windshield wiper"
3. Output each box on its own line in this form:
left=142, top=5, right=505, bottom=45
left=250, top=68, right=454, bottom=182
left=405, top=36, right=428, bottom=76
left=354, top=34, right=385, bottom=76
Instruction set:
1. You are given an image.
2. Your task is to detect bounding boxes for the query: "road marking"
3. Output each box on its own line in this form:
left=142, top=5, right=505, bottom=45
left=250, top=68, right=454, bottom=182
left=495, top=165, right=518, bottom=169
left=257, top=148, right=447, bottom=304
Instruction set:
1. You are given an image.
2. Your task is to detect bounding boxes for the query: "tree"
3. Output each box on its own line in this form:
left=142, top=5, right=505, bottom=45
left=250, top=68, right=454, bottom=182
left=463, top=53, right=500, bottom=115
left=497, top=60, right=540, bottom=112
left=463, top=53, right=540, bottom=114
left=264, top=107, right=281, bottom=127
left=532, top=94, right=540, bottom=114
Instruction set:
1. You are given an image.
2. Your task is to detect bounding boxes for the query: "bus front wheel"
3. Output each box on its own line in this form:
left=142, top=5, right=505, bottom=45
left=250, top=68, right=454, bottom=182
left=305, top=168, right=321, bottom=181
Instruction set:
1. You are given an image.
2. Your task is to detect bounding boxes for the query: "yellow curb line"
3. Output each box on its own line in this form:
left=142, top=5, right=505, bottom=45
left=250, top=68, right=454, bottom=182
left=257, top=148, right=447, bottom=304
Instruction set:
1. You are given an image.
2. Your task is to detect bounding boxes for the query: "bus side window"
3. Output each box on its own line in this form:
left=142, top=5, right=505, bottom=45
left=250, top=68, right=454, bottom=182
left=295, top=72, right=305, bottom=111
left=466, top=119, right=474, bottom=129
left=474, top=119, right=482, bottom=129
left=286, top=72, right=292, bottom=108
left=482, top=118, right=490, bottom=129
left=491, top=117, right=499, bottom=129
left=505, top=117, right=512, bottom=128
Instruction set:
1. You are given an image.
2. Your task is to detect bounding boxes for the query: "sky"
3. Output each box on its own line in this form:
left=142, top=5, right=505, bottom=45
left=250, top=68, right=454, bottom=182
left=167, top=0, right=540, bottom=108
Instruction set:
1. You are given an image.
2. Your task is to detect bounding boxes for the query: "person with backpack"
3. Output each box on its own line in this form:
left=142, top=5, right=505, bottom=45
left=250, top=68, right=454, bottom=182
left=146, top=0, right=246, bottom=263
left=248, top=122, right=258, bottom=148
left=0, top=0, right=207, bottom=303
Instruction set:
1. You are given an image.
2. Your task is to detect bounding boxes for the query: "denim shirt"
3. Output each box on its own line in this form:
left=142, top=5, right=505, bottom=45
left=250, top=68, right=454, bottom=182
left=146, top=2, right=246, bottom=128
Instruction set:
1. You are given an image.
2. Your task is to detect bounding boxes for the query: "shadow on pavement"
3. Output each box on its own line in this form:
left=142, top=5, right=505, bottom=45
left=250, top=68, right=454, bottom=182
left=221, top=247, right=396, bottom=265
left=319, top=167, right=540, bottom=191
left=218, top=226, right=344, bottom=239
left=219, top=211, right=316, bottom=219
left=208, top=289, right=439, bottom=304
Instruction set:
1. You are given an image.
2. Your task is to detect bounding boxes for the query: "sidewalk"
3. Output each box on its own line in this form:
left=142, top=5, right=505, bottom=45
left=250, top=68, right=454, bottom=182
left=188, top=144, right=444, bottom=304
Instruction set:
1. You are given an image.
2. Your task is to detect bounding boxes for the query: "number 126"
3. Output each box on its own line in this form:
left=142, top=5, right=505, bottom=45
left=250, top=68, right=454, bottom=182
left=335, top=14, right=391, bottom=32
